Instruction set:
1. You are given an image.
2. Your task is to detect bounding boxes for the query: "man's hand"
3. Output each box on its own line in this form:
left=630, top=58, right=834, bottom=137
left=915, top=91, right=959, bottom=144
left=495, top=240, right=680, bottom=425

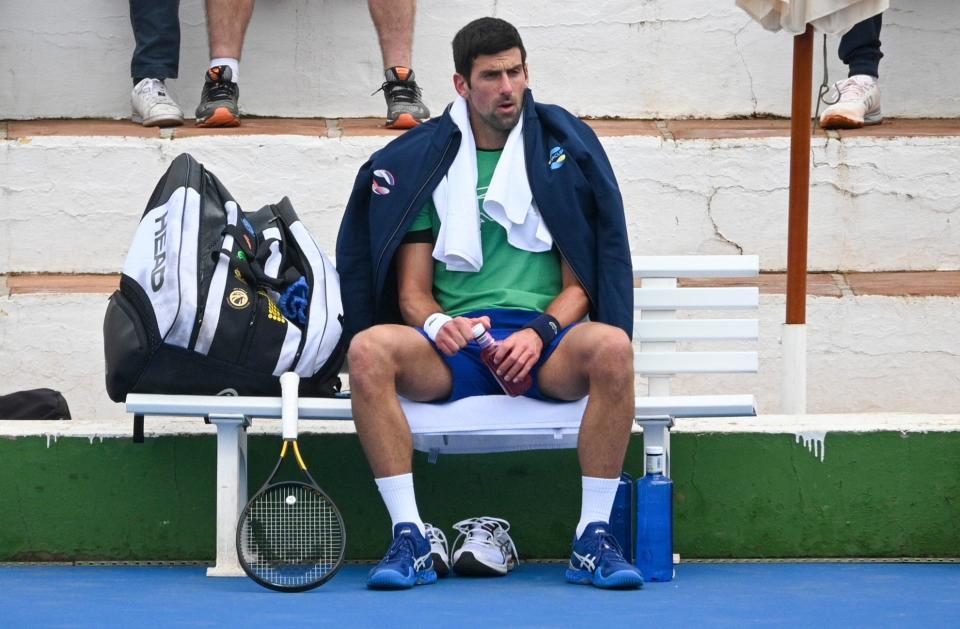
left=492, top=328, right=543, bottom=383
left=433, top=315, right=492, bottom=356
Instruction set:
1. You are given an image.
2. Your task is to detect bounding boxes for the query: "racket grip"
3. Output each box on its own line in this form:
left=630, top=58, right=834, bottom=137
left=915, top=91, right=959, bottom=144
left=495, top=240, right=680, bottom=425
left=280, top=371, right=300, bottom=440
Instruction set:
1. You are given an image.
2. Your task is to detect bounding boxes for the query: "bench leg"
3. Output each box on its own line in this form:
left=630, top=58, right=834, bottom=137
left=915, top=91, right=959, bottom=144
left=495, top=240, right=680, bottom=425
left=206, top=414, right=250, bottom=577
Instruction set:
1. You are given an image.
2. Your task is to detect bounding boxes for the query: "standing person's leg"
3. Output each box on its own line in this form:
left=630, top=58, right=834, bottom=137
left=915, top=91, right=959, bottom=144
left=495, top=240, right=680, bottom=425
left=347, top=324, right=454, bottom=589
left=195, top=0, right=254, bottom=127
left=536, top=322, right=644, bottom=589
left=820, top=13, right=883, bottom=129
left=839, top=13, right=883, bottom=79
left=129, top=0, right=183, bottom=126
left=368, top=0, right=430, bottom=129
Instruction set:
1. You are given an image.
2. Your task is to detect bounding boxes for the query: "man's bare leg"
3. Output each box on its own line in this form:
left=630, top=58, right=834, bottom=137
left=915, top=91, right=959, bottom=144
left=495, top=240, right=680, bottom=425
left=367, top=0, right=428, bottom=128
left=205, top=0, right=254, bottom=60
left=538, top=322, right=643, bottom=587
left=537, top=322, right=635, bottom=478
left=347, top=324, right=452, bottom=478
left=368, top=0, right=415, bottom=70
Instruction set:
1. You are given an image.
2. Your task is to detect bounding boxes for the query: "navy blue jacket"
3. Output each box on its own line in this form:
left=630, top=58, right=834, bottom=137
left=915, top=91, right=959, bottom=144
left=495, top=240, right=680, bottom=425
left=335, top=90, right=633, bottom=342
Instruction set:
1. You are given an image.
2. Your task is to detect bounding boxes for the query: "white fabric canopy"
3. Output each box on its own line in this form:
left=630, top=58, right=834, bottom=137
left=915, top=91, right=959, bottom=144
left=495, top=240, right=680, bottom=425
left=736, top=0, right=888, bottom=34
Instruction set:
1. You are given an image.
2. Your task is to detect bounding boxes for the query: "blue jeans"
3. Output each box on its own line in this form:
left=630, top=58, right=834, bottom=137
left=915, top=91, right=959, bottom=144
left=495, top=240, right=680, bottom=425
left=839, top=13, right=883, bottom=79
left=130, top=0, right=180, bottom=81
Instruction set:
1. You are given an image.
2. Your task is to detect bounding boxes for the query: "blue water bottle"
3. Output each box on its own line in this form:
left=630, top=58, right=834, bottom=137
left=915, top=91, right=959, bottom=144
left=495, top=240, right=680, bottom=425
left=608, top=473, right=634, bottom=562
left=635, top=445, right=673, bottom=581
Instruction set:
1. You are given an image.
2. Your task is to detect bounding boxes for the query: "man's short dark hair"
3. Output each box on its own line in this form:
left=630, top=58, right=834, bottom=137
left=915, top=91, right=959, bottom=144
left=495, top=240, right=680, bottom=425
left=452, top=17, right=527, bottom=83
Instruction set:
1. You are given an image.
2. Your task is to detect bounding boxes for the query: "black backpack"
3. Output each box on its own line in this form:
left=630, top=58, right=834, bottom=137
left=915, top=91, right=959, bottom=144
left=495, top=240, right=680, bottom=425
left=103, top=153, right=345, bottom=401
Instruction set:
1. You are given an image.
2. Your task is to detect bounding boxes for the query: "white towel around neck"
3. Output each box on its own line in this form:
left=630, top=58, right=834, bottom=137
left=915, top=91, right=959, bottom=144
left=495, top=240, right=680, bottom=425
left=431, top=96, right=553, bottom=273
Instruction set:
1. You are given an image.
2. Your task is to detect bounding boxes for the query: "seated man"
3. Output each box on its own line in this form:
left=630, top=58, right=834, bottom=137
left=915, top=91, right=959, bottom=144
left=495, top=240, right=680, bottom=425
left=336, top=17, right=642, bottom=590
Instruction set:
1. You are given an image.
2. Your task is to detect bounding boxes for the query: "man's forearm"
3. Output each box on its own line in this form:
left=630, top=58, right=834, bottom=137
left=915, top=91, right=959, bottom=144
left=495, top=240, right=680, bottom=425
left=545, top=284, right=590, bottom=328
left=398, top=292, right=446, bottom=328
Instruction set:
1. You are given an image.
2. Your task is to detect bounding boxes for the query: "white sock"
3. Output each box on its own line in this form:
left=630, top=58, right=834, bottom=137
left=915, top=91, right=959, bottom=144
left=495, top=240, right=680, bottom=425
left=576, top=476, right=620, bottom=538
left=210, top=57, right=240, bottom=83
left=375, top=473, right=425, bottom=536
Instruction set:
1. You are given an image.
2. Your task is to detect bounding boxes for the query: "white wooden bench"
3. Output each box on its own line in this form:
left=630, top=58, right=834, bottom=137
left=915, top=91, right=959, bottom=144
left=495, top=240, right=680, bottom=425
left=126, top=254, right=760, bottom=576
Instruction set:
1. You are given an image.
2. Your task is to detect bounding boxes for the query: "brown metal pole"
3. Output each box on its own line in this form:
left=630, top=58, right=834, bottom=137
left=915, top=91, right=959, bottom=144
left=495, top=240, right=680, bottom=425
left=786, top=25, right=814, bottom=325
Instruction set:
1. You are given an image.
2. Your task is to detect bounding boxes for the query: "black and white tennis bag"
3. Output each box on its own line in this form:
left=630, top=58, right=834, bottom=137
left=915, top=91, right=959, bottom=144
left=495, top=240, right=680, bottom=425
left=104, top=153, right=345, bottom=401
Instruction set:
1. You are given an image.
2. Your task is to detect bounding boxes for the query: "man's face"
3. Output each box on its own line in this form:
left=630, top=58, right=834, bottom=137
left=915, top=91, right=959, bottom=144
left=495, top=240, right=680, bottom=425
left=454, top=47, right=528, bottom=141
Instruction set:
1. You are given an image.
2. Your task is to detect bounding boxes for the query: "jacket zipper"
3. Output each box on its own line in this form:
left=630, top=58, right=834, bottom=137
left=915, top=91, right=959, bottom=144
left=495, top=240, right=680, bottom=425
left=373, top=136, right=456, bottom=287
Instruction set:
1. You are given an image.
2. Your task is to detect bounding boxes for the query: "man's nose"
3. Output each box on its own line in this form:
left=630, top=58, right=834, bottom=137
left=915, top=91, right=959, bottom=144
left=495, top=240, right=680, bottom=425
left=498, top=72, right=513, bottom=95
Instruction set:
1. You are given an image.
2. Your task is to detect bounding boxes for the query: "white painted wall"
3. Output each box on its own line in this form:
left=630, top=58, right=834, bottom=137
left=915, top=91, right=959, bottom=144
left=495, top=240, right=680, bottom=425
left=2, top=132, right=958, bottom=273
left=1, top=293, right=956, bottom=421
left=1, top=0, right=959, bottom=120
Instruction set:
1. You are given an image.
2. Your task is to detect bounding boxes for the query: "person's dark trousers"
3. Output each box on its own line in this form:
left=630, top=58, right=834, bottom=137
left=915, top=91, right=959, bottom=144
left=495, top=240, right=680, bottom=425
left=838, top=13, right=883, bottom=79
left=130, top=0, right=181, bottom=84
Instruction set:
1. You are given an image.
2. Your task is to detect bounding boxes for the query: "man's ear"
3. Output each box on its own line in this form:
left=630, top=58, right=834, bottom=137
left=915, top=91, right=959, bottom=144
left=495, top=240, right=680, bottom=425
left=453, top=73, right=469, bottom=97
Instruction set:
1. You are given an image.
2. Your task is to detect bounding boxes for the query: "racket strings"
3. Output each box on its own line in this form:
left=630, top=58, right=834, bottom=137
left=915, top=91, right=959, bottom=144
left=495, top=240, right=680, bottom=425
left=239, top=484, right=345, bottom=587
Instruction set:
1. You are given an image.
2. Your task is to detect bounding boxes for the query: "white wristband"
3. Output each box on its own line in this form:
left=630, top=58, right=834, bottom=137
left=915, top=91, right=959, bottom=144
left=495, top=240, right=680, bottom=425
left=423, top=312, right=453, bottom=341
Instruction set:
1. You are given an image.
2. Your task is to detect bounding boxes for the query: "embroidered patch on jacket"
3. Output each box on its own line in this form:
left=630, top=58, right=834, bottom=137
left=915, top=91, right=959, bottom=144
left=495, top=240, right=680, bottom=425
left=548, top=146, right=567, bottom=170
left=372, top=169, right=396, bottom=195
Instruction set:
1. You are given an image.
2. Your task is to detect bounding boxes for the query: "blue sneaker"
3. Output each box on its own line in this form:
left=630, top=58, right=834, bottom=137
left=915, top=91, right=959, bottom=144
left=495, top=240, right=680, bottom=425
left=565, top=521, right=644, bottom=589
left=367, top=522, right=438, bottom=590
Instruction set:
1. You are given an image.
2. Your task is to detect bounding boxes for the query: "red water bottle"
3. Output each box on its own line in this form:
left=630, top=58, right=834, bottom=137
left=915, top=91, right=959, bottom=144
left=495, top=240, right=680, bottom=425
left=472, top=323, right=532, bottom=397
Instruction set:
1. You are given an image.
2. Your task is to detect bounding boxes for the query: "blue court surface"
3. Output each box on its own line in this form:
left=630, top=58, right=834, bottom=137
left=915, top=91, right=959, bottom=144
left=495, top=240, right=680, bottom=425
left=1, top=562, right=957, bottom=628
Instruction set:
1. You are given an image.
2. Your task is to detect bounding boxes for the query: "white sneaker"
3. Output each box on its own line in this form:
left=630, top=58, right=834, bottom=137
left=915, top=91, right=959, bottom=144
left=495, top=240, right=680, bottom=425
left=131, top=78, right=184, bottom=127
left=819, top=74, right=882, bottom=130
left=424, top=523, right=450, bottom=577
left=451, top=516, right=519, bottom=577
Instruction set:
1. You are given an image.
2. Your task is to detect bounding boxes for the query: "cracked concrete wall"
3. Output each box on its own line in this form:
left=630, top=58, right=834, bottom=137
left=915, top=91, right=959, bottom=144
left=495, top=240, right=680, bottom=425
left=1, top=293, right=957, bottom=420
left=1, top=0, right=959, bottom=119
left=2, top=133, right=958, bottom=273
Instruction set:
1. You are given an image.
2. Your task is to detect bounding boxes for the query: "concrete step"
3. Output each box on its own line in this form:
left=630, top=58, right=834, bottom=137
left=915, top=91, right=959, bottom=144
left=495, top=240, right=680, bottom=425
left=2, top=272, right=958, bottom=420
left=2, top=118, right=959, bottom=274
left=3, top=1, right=959, bottom=119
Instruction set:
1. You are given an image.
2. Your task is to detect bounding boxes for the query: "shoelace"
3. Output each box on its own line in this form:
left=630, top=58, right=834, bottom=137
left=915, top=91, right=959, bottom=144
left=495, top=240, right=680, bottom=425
left=137, top=79, right=176, bottom=106
left=452, top=517, right=519, bottom=563
left=372, top=79, right=423, bottom=104
left=205, top=74, right=238, bottom=102
left=424, top=523, right=449, bottom=557
left=834, top=77, right=873, bottom=103
left=382, top=530, right=416, bottom=562
left=591, top=529, right=627, bottom=564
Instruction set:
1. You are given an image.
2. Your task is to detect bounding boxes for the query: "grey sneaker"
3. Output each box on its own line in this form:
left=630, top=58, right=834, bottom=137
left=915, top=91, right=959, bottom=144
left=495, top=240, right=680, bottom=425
left=451, top=516, right=519, bottom=577
left=819, top=74, right=882, bottom=130
left=376, top=66, right=430, bottom=129
left=131, top=78, right=183, bottom=127
left=195, top=65, right=240, bottom=127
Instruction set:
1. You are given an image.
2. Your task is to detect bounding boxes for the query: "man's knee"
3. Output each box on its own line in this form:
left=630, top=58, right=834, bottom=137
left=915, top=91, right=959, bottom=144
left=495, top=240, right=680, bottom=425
left=585, top=326, right=634, bottom=383
left=347, top=327, right=397, bottom=388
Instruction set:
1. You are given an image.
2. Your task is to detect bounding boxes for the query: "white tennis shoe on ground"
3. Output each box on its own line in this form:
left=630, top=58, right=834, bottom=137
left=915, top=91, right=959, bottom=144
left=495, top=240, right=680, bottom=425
left=424, top=523, right=450, bottom=577
left=451, top=516, right=519, bottom=577
left=131, top=78, right=184, bottom=127
left=819, top=74, right=882, bottom=130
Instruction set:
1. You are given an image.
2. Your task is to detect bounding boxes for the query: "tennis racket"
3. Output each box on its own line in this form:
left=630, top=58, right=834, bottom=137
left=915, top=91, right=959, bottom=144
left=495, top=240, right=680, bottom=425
left=236, top=371, right=346, bottom=592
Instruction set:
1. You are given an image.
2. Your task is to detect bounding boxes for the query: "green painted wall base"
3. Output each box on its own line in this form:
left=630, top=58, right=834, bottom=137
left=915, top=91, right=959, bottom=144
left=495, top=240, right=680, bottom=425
left=1, top=432, right=957, bottom=561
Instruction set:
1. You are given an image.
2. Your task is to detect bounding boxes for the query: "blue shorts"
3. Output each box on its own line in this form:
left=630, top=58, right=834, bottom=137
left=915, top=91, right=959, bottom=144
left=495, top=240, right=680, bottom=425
left=416, top=308, right=578, bottom=403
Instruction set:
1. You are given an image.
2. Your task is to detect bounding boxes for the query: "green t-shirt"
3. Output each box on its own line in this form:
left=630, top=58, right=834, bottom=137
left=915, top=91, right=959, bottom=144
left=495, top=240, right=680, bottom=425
left=408, top=149, right=561, bottom=316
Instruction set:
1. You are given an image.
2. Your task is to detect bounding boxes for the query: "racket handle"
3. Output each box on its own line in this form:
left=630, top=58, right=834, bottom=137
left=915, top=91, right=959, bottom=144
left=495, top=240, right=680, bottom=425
left=280, top=371, right=300, bottom=441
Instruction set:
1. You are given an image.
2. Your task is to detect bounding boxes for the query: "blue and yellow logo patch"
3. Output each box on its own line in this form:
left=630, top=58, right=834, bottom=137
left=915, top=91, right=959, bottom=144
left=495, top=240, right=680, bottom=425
left=548, top=146, right=567, bottom=170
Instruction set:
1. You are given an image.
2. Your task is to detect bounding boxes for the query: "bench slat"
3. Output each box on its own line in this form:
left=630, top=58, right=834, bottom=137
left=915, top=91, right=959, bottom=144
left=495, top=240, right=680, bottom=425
left=634, top=319, right=759, bottom=341
left=632, top=255, right=759, bottom=278
left=635, top=287, right=759, bottom=310
left=636, top=351, right=758, bottom=374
